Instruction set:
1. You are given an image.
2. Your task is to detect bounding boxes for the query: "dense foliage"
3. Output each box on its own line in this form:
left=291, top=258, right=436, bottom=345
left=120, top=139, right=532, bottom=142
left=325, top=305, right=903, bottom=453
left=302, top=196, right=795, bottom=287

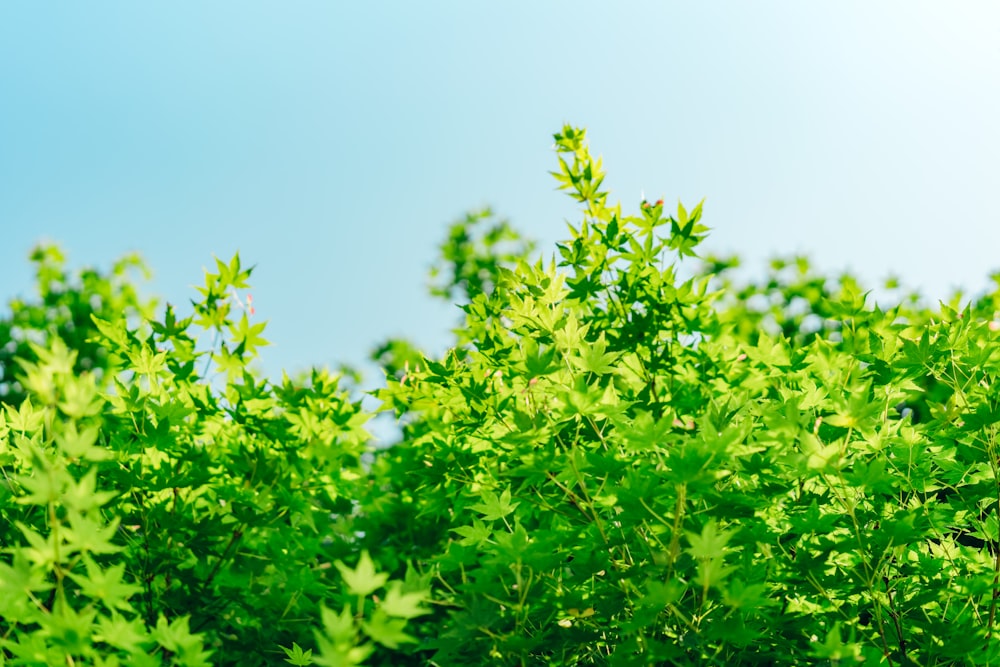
left=4, top=126, right=1000, bottom=665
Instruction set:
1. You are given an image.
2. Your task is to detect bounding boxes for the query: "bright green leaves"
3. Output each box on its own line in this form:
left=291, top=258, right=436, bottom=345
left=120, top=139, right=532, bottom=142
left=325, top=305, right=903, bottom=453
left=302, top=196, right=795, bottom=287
left=618, top=410, right=672, bottom=453
left=193, top=253, right=254, bottom=331
left=720, top=579, right=772, bottom=612
left=68, top=557, right=142, bottom=613
left=746, top=331, right=792, bottom=368
left=210, top=311, right=270, bottom=382
left=686, top=519, right=735, bottom=562
left=8, top=124, right=1000, bottom=665
left=1, top=247, right=384, bottom=665
left=381, top=581, right=432, bottom=620
left=150, top=302, right=193, bottom=339
left=4, top=396, right=44, bottom=433
left=1, top=243, right=155, bottom=409
left=470, top=487, right=520, bottom=522
left=825, top=383, right=884, bottom=432
left=335, top=551, right=389, bottom=598
left=310, top=555, right=430, bottom=666
left=228, top=312, right=269, bottom=359
left=553, top=311, right=587, bottom=353
left=0, top=346, right=181, bottom=664
left=452, top=519, right=492, bottom=546
left=569, top=332, right=617, bottom=376
left=429, top=208, right=535, bottom=305
left=830, top=279, right=870, bottom=320
left=314, top=605, right=375, bottom=667
left=519, top=338, right=560, bottom=379
left=551, top=124, right=587, bottom=155
left=807, top=623, right=864, bottom=664
left=281, top=642, right=314, bottom=666
left=551, top=125, right=610, bottom=220
left=361, top=613, right=415, bottom=651
left=90, top=313, right=130, bottom=350
left=92, top=613, right=154, bottom=656
left=375, top=123, right=1000, bottom=666
left=57, top=375, right=104, bottom=420
left=558, top=374, right=610, bottom=418
left=669, top=198, right=708, bottom=259
left=128, top=343, right=168, bottom=383
left=212, top=253, right=252, bottom=291
left=15, top=338, right=77, bottom=407
left=150, top=615, right=213, bottom=667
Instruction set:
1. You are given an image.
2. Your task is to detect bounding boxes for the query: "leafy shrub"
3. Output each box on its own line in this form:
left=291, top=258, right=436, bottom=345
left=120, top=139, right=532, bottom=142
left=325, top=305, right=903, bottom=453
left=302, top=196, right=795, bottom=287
left=5, top=125, right=1000, bottom=665
left=372, top=127, right=1000, bottom=665
left=1, top=256, right=429, bottom=666
left=0, top=245, right=154, bottom=407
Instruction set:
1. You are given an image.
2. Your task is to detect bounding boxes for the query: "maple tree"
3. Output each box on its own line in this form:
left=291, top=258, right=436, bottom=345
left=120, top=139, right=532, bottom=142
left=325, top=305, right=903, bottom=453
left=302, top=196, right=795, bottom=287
left=4, top=126, right=1000, bottom=665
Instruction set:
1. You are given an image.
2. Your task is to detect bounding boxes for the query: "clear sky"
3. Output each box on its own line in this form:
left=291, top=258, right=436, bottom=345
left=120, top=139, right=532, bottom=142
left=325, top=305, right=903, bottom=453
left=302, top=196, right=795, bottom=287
left=2, top=3, right=999, bottom=383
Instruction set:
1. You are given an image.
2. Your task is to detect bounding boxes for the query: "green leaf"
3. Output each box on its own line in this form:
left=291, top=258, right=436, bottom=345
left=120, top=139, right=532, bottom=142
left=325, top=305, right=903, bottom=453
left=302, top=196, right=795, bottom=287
left=57, top=376, right=104, bottom=419
left=90, top=314, right=130, bottom=348
left=335, top=551, right=388, bottom=598
left=676, top=200, right=689, bottom=226
left=809, top=622, right=862, bottom=662
left=319, top=604, right=357, bottom=643
left=60, top=468, right=118, bottom=512
left=695, top=558, right=738, bottom=589
left=685, top=519, right=735, bottom=561
left=493, top=521, right=531, bottom=561
left=68, top=555, right=141, bottom=612
left=452, top=519, right=492, bottom=546
left=3, top=630, right=63, bottom=665
left=229, top=312, right=270, bottom=358
left=570, top=333, right=617, bottom=375
left=380, top=581, right=431, bottom=619
left=0, top=550, right=53, bottom=600
left=362, top=610, right=417, bottom=649
left=5, top=396, right=44, bottom=434
left=469, top=487, right=520, bottom=522
left=93, top=612, right=151, bottom=653
left=54, top=421, right=103, bottom=460
left=64, top=510, right=123, bottom=556
left=150, top=614, right=207, bottom=658
left=282, top=642, right=315, bottom=666
left=127, top=344, right=167, bottom=379
left=721, top=579, right=773, bottom=610
left=314, top=605, right=374, bottom=667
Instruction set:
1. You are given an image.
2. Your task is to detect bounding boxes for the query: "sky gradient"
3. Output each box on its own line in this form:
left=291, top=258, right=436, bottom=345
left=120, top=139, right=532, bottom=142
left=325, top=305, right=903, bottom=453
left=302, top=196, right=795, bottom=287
left=2, top=3, right=999, bottom=383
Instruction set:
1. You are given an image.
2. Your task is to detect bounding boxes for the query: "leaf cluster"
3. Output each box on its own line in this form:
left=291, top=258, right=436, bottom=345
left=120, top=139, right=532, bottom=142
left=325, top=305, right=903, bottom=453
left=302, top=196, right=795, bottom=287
left=6, top=125, right=1000, bottom=666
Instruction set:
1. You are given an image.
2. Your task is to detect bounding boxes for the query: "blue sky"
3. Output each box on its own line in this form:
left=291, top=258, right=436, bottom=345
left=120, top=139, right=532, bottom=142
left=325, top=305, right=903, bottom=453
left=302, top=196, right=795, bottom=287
left=2, top=3, right=999, bottom=384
